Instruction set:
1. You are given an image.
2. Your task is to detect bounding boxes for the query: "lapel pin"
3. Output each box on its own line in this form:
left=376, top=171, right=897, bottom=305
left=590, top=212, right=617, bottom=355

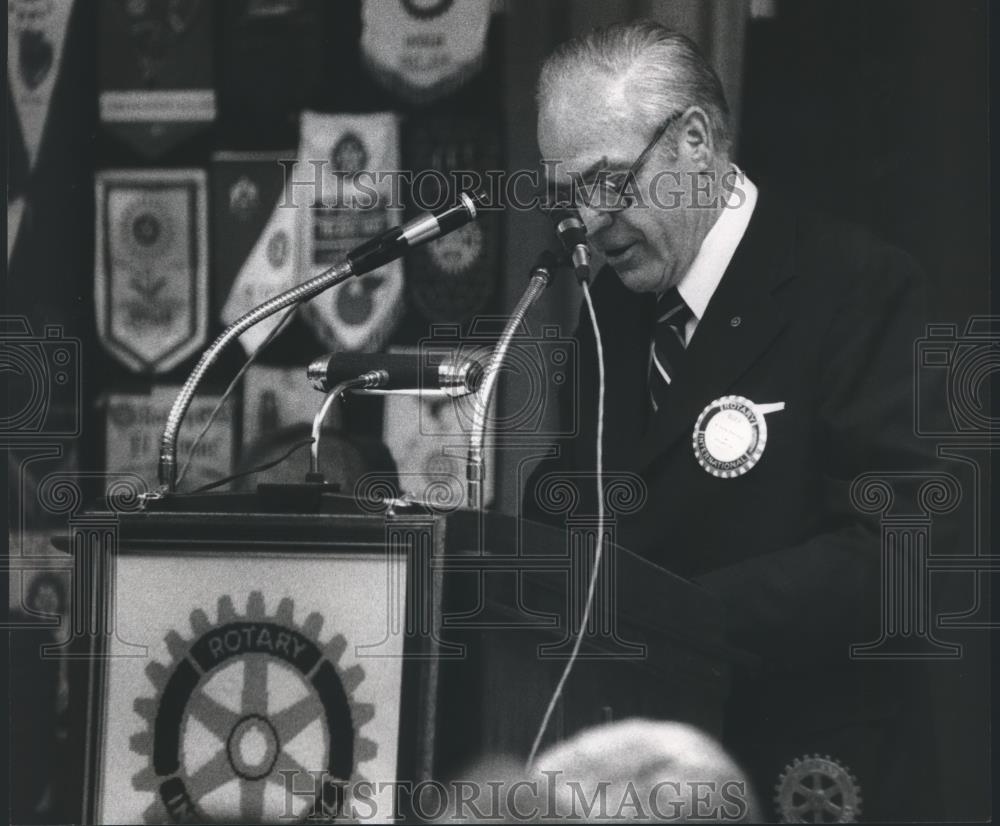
left=692, top=396, right=785, bottom=478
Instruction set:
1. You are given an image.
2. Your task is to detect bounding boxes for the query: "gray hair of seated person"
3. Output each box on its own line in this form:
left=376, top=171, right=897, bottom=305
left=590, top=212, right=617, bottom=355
left=537, top=20, right=732, bottom=158
left=532, top=718, right=762, bottom=823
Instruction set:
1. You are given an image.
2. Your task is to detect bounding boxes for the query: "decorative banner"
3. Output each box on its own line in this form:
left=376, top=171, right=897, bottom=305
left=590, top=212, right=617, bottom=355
left=95, top=169, right=208, bottom=374
left=8, top=196, right=26, bottom=264
left=242, top=364, right=333, bottom=456
left=7, top=0, right=75, bottom=170
left=382, top=348, right=494, bottom=508
left=404, top=118, right=500, bottom=323
left=103, top=386, right=235, bottom=493
left=98, top=0, right=216, bottom=158
left=297, top=112, right=404, bottom=352
left=360, top=0, right=492, bottom=103
left=212, top=151, right=299, bottom=356
left=218, top=0, right=324, bottom=146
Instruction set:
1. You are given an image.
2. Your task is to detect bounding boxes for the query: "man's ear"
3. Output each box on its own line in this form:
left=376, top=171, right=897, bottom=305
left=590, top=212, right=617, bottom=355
left=676, top=106, right=715, bottom=170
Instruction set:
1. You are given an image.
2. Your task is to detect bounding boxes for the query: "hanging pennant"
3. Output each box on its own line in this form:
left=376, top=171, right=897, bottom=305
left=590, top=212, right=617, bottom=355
left=95, top=169, right=208, bottom=374
left=404, top=118, right=500, bottom=323
left=296, top=111, right=404, bottom=353
left=360, top=0, right=492, bottom=104
left=98, top=0, right=215, bottom=158
left=7, top=0, right=75, bottom=170
left=212, top=151, right=299, bottom=356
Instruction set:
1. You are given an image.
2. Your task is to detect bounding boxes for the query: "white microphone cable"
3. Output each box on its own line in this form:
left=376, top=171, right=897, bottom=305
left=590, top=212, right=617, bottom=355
left=526, top=279, right=606, bottom=767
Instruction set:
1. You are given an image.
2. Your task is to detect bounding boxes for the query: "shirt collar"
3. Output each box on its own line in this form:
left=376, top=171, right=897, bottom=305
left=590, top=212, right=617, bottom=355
left=675, top=167, right=758, bottom=321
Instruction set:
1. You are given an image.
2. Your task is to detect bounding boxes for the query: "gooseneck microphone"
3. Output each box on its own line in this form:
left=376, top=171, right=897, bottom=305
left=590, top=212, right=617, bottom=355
left=156, top=190, right=485, bottom=493
left=348, top=190, right=484, bottom=276
left=307, top=351, right=484, bottom=397
left=550, top=207, right=591, bottom=283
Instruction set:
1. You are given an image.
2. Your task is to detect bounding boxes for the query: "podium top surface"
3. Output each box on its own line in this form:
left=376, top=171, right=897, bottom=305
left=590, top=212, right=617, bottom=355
left=71, top=488, right=741, bottom=663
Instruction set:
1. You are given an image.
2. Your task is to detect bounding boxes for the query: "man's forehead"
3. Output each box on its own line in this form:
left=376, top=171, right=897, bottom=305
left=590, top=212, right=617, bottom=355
left=538, top=70, right=645, bottom=180
left=542, top=67, right=633, bottom=114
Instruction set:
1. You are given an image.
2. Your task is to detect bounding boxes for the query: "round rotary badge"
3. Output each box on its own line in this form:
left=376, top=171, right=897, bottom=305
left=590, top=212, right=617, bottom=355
left=692, top=395, right=767, bottom=478
left=131, top=591, right=377, bottom=824
left=774, top=754, right=862, bottom=823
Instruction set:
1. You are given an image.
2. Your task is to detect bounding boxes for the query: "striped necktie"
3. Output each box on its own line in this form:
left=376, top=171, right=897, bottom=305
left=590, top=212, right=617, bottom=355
left=648, top=286, right=694, bottom=412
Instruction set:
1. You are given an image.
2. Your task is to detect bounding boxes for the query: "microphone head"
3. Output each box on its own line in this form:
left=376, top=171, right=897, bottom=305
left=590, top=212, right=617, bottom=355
left=308, top=351, right=484, bottom=395
left=549, top=207, right=586, bottom=238
left=549, top=207, right=591, bottom=283
left=439, top=357, right=484, bottom=396
left=463, top=188, right=489, bottom=214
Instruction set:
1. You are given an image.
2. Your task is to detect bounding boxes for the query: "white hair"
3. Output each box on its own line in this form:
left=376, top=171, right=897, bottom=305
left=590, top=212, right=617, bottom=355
left=538, top=20, right=731, bottom=156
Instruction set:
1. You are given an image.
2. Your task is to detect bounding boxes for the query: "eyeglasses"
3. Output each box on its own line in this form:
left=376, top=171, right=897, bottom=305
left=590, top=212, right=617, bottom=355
left=560, top=108, right=686, bottom=214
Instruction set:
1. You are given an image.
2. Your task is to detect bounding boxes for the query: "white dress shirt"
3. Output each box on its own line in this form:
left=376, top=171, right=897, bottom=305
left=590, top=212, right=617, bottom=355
left=672, top=168, right=758, bottom=344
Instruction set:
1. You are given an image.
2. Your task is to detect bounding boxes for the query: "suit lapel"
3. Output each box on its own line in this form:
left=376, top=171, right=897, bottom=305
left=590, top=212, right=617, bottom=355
left=636, top=191, right=797, bottom=472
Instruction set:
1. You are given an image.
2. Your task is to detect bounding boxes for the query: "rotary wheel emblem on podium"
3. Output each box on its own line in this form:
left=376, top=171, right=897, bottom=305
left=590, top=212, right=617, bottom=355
left=131, top=591, right=376, bottom=823
left=774, top=754, right=862, bottom=823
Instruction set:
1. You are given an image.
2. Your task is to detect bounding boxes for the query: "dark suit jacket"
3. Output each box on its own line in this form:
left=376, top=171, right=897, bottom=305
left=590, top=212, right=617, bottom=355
left=525, top=189, right=947, bottom=820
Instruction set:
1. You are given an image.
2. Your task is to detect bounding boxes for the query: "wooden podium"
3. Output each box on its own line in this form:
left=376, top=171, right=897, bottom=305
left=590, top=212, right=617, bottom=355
left=64, top=487, right=743, bottom=824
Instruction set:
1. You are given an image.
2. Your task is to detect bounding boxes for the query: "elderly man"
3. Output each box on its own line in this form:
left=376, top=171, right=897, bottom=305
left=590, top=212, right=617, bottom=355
left=528, top=21, right=944, bottom=821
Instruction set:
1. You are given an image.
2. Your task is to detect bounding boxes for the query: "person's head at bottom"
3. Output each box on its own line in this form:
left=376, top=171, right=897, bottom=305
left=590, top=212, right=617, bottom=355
left=531, top=719, right=761, bottom=823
